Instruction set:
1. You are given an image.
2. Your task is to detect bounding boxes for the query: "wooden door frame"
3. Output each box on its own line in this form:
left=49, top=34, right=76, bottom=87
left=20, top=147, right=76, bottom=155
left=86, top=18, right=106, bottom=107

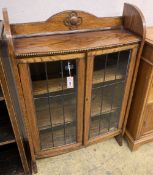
left=18, top=53, right=85, bottom=158
left=84, top=44, right=139, bottom=145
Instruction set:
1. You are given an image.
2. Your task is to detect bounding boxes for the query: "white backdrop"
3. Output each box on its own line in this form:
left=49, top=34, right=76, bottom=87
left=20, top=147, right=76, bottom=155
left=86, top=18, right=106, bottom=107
left=0, top=0, right=152, bottom=26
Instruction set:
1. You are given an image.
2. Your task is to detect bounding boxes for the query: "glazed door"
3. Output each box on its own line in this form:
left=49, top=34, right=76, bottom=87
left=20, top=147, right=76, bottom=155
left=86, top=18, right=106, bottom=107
left=19, top=56, right=85, bottom=157
left=84, top=47, right=138, bottom=145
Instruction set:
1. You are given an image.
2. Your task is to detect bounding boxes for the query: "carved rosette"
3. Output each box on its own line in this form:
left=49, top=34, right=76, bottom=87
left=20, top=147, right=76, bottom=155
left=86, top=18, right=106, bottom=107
left=64, top=11, right=82, bottom=30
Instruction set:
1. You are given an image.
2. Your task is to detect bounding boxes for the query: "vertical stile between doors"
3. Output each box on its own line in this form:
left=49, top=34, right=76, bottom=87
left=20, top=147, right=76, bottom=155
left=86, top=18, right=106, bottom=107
left=84, top=53, right=94, bottom=145
left=76, top=58, right=85, bottom=143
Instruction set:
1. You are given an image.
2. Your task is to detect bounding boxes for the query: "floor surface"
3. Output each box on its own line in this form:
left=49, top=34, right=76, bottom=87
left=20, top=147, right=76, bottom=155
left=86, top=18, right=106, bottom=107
left=35, top=138, right=153, bottom=175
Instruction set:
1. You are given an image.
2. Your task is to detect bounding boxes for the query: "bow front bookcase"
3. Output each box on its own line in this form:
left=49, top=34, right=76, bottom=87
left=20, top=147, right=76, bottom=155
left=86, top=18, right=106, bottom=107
left=1, top=3, right=146, bottom=171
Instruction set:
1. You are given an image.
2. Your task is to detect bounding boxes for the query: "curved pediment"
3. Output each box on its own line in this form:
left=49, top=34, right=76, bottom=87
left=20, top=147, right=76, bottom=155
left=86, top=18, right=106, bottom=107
left=10, top=10, right=122, bottom=35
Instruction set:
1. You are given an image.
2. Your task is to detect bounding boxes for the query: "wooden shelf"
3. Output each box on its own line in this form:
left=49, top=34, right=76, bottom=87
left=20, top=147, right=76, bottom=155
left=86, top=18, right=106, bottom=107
left=38, top=105, right=119, bottom=145
left=0, top=139, right=16, bottom=146
left=36, top=90, right=119, bottom=131
left=14, top=29, right=140, bottom=57
left=33, top=68, right=123, bottom=96
left=40, top=124, right=76, bottom=149
left=91, top=95, right=117, bottom=117
left=90, top=110, right=118, bottom=138
left=0, top=116, right=15, bottom=146
left=36, top=95, right=76, bottom=130
left=0, top=144, right=24, bottom=175
left=0, top=88, right=4, bottom=101
left=33, top=77, right=68, bottom=96
left=93, top=68, right=123, bottom=85
left=0, top=96, right=4, bottom=101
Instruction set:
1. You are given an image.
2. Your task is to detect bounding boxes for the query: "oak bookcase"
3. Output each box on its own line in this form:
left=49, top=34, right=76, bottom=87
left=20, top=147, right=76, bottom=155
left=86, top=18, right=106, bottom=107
left=1, top=3, right=146, bottom=172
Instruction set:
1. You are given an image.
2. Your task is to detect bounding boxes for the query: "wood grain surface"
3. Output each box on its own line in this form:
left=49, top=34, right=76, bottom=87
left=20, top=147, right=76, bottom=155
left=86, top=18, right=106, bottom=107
left=14, top=29, right=140, bottom=57
left=32, top=68, right=123, bottom=96
left=11, top=10, right=122, bottom=35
